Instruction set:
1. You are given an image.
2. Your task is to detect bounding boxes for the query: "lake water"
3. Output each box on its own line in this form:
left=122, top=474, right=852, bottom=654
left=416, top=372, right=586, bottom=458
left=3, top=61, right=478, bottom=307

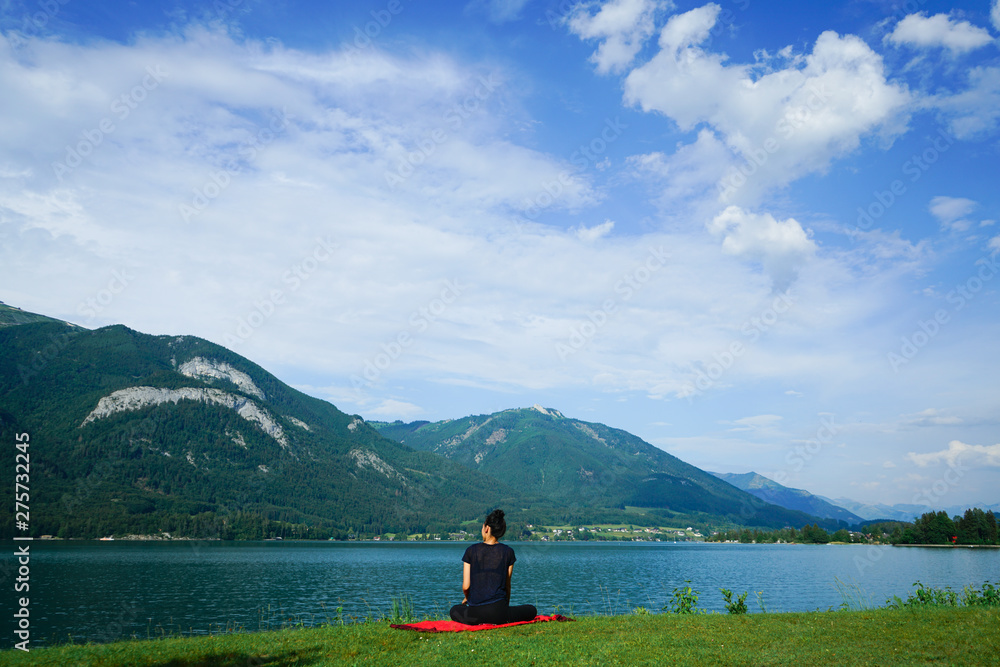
left=4, top=540, right=999, bottom=647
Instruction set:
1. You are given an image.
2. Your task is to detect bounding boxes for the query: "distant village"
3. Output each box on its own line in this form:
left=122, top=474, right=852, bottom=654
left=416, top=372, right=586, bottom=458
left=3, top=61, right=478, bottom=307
left=360, top=524, right=706, bottom=542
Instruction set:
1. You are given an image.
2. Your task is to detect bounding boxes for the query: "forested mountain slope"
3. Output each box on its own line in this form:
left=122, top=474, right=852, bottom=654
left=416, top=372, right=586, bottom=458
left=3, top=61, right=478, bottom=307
left=374, top=406, right=846, bottom=530
left=0, top=315, right=510, bottom=539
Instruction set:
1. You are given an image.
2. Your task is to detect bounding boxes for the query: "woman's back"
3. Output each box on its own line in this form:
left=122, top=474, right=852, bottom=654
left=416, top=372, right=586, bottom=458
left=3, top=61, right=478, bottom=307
left=449, top=509, right=537, bottom=625
left=463, top=541, right=515, bottom=606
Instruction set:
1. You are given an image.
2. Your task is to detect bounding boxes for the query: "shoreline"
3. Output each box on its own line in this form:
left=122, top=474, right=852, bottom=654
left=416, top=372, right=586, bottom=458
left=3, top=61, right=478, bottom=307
left=892, top=543, right=1000, bottom=548
left=9, top=536, right=1000, bottom=547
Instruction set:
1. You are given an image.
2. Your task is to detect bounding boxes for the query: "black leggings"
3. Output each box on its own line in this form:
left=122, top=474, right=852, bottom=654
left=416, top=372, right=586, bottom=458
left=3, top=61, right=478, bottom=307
left=449, top=600, right=537, bottom=625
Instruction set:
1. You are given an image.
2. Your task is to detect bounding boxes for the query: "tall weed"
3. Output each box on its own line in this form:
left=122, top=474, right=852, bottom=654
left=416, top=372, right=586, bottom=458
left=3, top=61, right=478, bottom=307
left=720, top=588, right=748, bottom=614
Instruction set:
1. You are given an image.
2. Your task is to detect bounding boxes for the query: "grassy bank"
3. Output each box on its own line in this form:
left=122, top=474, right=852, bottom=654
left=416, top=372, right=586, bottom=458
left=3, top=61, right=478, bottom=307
left=3, top=606, right=998, bottom=666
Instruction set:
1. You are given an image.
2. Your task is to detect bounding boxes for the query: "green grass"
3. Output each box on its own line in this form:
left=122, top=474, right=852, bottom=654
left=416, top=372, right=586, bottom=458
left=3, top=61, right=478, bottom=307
left=2, top=606, right=998, bottom=666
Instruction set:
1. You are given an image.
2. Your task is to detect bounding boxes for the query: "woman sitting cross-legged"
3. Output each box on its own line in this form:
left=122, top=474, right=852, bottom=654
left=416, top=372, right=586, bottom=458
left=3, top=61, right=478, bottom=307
left=449, top=509, right=537, bottom=625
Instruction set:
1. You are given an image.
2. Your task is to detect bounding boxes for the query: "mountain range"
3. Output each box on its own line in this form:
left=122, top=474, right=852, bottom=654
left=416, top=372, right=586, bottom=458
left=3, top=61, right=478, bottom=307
left=372, top=408, right=845, bottom=530
left=817, top=496, right=1000, bottom=523
left=1, top=307, right=509, bottom=538
left=711, top=469, right=1000, bottom=524
left=710, top=471, right=864, bottom=524
left=1, top=302, right=860, bottom=538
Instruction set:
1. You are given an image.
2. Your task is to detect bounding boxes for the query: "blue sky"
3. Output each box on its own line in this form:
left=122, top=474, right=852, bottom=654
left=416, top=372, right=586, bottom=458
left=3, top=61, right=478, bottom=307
left=2, top=0, right=999, bottom=508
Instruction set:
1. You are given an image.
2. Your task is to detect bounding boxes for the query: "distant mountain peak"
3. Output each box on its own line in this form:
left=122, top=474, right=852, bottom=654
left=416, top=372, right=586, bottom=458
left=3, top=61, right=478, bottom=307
left=530, top=404, right=564, bottom=418
left=712, top=471, right=862, bottom=524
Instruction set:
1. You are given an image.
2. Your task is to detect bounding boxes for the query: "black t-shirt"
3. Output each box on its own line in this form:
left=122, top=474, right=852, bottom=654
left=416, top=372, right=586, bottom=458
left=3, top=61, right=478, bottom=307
left=462, top=542, right=516, bottom=606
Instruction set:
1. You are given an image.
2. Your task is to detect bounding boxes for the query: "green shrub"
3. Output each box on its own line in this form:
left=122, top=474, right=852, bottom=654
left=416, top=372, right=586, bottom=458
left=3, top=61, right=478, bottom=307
left=961, top=581, right=1000, bottom=607
left=664, top=581, right=700, bottom=614
left=887, top=581, right=958, bottom=608
left=720, top=588, right=749, bottom=614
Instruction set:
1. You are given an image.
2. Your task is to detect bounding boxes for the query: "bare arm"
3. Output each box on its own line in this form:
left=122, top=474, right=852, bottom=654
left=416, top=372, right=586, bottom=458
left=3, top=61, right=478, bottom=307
left=505, top=564, right=513, bottom=603
left=462, top=562, right=471, bottom=604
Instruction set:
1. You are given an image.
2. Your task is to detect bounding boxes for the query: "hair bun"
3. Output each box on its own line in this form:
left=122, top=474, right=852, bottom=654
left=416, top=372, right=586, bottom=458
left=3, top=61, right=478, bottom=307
left=484, top=508, right=507, bottom=539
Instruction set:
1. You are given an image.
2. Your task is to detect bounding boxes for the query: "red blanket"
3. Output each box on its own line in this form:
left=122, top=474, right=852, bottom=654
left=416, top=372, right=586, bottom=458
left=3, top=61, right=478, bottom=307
left=390, top=614, right=573, bottom=633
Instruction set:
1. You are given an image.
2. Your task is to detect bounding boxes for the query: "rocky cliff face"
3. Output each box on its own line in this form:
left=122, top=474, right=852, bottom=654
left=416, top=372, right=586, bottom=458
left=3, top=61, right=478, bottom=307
left=81, top=385, right=290, bottom=448
left=178, top=356, right=266, bottom=399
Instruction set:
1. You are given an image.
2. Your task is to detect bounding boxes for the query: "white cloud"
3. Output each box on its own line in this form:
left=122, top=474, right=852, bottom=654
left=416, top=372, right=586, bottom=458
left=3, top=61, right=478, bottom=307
left=656, top=1, right=718, bottom=52
left=567, top=0, right=670, bottom=74
left=935, top=66, right=1000, bottom=139
left=3, top=16, right=847, bottom=405
left=993, top=0, right=1000, bottom=32
left=989, top=236, right=1000, bottom=253
left=627, top=129, right=733, bottom=208
left=929, top=196, right=977, bottom=232
left=365, top=399, right=425, bottom=419
left=0, top=9, right=899, bottom=409
left=727, top=414, right=783, bottom=432
left=886, top=13, right=994, bottom=55
left=907, top=440, right=1000, bottom=467
left=621, top=7, right=911, bottom=203
left=574, top=219, right=615, bottom=242
left=707, top=206, right=816, bottom=290
left=901, top=408, right=963, bottom=428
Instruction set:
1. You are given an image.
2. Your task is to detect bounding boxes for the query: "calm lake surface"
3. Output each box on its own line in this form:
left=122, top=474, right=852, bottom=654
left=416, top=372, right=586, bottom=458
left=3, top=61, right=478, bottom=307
left=4, top=540, right=999, bottom=646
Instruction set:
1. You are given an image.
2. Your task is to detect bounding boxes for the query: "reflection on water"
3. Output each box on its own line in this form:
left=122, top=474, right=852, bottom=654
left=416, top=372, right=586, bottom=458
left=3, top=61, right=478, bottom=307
left=5, top=540, right=998, bottom=646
